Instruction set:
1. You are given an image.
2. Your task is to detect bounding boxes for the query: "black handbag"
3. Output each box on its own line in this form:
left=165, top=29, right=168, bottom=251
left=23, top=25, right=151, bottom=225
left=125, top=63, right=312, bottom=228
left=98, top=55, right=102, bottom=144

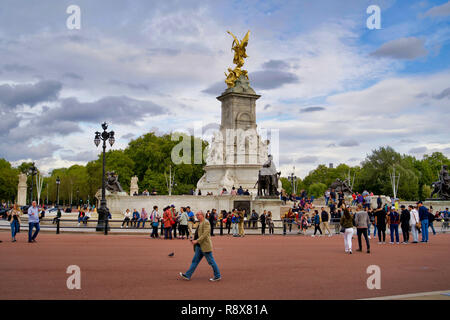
left=340, top=226, right=345, bottom=233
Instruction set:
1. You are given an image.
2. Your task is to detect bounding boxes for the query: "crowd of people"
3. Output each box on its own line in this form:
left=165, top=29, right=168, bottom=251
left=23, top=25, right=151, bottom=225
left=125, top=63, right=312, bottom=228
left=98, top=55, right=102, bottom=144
left=118, top=205, right=277, bottom=239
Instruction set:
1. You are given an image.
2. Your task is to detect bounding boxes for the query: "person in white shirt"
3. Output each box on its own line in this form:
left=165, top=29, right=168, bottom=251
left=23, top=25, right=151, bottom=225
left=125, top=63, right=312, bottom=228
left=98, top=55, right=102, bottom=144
left=121, top=209, right=131, bottom=228
left=83, top=209, right=92, bottom=225
left=409, top=205, right=420, bottom=243
left=27, top=201, right=41, bottom=243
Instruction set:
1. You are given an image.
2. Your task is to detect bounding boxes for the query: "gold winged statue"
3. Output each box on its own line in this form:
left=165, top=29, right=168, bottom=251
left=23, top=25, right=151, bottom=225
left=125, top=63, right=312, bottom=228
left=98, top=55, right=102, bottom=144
left=225, top=30, right=250, bottom=88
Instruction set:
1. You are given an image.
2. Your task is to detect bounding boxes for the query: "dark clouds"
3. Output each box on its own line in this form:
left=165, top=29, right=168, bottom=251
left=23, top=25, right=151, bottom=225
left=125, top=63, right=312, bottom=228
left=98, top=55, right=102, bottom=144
left=371, top=37, right=428, bottom=60
left=63, top=72, right=83, bottom=80
left=251, top=70, right=299, bottom=90
left=300, top=106, right=325, bottom=113
left=424, top=1, right=450, bottom=17
left=0, top=80, right=62, bottom=108
left=261, top=59, right=290, bottom=70
left=296, top=156, right=318, bottom=163
left=3, top=64, right=35, bottom=73
left=432, top=87, right=450, bottom=100
left=109, top=80, right=149, bottom=91
left=339, top=140, right=359, bottom=147
left=409, top=146, right=427, bottom=154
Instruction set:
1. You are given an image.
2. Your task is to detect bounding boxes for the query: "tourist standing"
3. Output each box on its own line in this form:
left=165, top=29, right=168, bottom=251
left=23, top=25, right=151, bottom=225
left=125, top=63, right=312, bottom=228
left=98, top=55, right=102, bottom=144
left=400, top=205, right=410, bottom=244
left=231, top=210, right=239, bottom=237
left=354, top=204, right=370, bottom=253
left=418, top=201, right=429, bottom=243
left=409, top=205, right=420, bottom=243
left=179, top=211, right=221, bottom=281
left=27, top=201, right=41, bottom=243
left=7, top=204, right=21, bottom=242
left=238, top=209, right=245, bottom=237
left=375, top=207, right=387, bottom=244
left=186, top=206, right=195, bottom=238
left=260, top=210, right=266, bottom=235
left=209, top=209, right=217, bottom=236
left=267, top=211, right=274, bottom=235
left=163, top=206, right=173, bottom=240
left=428, top=209, right=436, bottom=236
left=150, top=206, right=160, bottom=238
left=170, top=205, right=178, bottom=238
left=179, top=207, right=189, bottom=239
left=340, top=208, right=354, bottom=254
left=387, top=206, right=400, bottom=244
left=325, top=189, right=330, bottom=206
left=321, top=207, right=332, bottom=236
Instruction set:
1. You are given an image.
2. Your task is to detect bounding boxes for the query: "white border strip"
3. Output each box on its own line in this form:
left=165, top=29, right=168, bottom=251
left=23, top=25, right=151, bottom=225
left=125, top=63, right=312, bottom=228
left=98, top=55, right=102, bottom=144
left=360, top=290, right=450, bottom=300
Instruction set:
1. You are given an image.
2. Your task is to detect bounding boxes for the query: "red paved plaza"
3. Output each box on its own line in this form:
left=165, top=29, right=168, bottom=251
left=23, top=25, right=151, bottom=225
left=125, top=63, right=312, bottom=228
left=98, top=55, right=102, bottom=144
left=1, top=231, right=449, bottom=300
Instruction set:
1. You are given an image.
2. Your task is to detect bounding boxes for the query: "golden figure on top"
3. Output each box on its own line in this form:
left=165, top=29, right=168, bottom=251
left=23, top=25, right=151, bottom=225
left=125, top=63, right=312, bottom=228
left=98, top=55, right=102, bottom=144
left=225, top=30, right=250, bottom=88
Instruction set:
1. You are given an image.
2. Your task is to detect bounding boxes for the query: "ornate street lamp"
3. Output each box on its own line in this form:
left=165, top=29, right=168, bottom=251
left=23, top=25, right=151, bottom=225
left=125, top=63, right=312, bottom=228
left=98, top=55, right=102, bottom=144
left=288, top=167, right=297, bottom=195
left=28, top=162, right=37, bottom=205
left=56, top=176, right=61, bottom=208
left=94, top=122, right=115, bottom=232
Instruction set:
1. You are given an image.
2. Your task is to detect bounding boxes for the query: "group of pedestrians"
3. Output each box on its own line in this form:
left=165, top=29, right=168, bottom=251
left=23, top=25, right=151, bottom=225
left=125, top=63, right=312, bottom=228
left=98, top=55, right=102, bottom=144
left=339, top=201, right=437, bottom=254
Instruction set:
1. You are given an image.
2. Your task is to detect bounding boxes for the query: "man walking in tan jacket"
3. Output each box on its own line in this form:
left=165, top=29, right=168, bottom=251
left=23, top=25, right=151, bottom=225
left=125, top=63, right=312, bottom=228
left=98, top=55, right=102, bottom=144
left=179, top=211, right=221, bottom=281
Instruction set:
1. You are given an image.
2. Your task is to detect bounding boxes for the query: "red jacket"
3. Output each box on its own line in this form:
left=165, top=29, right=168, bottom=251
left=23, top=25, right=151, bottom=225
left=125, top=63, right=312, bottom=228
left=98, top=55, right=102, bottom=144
left=163, top=210, right=173, bottom=228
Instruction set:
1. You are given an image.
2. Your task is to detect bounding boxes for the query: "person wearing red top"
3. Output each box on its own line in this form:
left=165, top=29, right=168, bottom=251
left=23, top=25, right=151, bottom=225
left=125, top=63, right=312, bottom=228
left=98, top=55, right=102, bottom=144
left=163, top=207, right=173, bottom=239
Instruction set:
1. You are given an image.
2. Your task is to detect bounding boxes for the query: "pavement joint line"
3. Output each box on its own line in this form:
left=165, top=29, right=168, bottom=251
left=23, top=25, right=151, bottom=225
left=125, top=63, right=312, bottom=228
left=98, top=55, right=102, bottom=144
left=360, top=290, right=450, bottom=300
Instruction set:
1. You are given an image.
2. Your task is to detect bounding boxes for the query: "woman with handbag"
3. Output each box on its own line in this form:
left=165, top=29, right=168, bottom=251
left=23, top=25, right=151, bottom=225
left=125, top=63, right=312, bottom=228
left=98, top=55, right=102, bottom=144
left=7, top=204, right=21, bottom=242
left=267, top=211, right=274, bottom=235
left=340, top=208, right=354, bottom=254
left=150, top=206, right=160, bottom=238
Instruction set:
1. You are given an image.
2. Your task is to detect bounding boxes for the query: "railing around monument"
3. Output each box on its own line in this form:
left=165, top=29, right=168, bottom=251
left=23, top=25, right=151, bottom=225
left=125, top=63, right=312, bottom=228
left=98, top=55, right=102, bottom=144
left=5, top=217, right=448, bottom=235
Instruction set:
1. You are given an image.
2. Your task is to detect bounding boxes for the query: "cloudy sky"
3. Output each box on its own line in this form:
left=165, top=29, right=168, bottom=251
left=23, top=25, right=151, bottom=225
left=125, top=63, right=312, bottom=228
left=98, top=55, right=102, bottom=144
left=0, top=0, right=449, bottom=178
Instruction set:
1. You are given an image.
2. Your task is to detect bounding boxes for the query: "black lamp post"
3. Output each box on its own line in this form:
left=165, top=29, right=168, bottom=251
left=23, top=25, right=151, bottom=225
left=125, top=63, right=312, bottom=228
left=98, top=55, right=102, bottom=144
left=94, top=122, right=115, bottom=232
left=28, top=163, right=37, bottom=205
left=77, top=189, right=79, bottom=208
left=56, top=176, right=61, bottom=208
left=288, top=169, right=297, bottom=195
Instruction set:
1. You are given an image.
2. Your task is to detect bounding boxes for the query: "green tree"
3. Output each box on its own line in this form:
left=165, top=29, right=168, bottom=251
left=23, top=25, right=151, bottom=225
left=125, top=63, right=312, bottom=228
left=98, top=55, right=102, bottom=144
left=308, top=182, right=327, bottom=198
left=0, top=158, right=19, bottom=203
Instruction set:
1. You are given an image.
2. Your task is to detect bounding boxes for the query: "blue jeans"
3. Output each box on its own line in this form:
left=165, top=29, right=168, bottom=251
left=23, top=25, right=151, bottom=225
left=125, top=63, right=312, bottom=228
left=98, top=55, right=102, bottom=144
left=373, top=224, right=377, bottom=237
left=164, top=227, right=172, bottom=239
left=28, top=222, right=40, bottom=242
left=137, top=218, right=147, bottom=228
left=325, top=197, right=329, bottom=206
left=10, top=220, right=20, bottom=239
left=185, top=245, right=221, bottom=279
left=421, top=219, right=429, bottom=242
left=429, top=221, right=436, bottom=235
left=390, top=224, right=399, bottom=243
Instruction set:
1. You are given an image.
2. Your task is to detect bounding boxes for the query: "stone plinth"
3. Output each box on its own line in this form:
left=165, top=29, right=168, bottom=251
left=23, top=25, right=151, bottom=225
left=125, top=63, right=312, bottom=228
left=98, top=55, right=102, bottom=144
left=197, top=77, right=270, bottom=195
left=17, top=173, right=27, bottom=206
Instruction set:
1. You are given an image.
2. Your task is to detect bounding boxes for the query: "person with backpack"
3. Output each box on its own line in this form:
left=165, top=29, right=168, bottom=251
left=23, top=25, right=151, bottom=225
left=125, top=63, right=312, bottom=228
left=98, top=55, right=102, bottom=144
left=387, top=206, right=400, bottom=244
left=150, top=206, right=160, bottom=238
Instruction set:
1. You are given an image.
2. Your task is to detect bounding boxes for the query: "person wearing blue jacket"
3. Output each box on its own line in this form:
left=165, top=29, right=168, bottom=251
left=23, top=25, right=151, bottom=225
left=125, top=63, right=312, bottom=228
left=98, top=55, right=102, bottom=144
left=312, top=210, right=322, bottom=237
left=417, top=201, right=429, bottom=243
